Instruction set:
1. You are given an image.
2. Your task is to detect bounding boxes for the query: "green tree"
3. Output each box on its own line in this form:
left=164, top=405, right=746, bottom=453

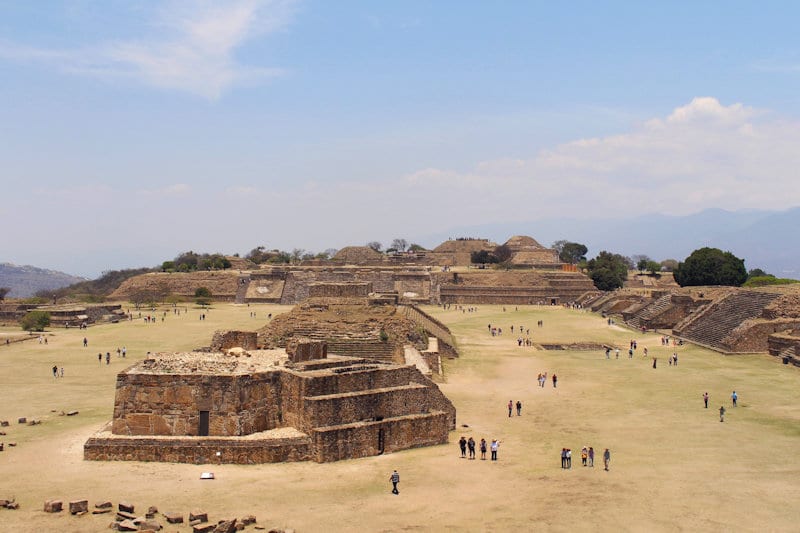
left=408, top=243, right=427, bottom=252
left=646, top=261, right=662, bottom=275
left=559, top=242, right=588, bottom=264
left=748, top=268, right=771, bottom=279
left=21, top=310, right=50, bottom=332
left=194, top=286, right=212, bottom=306
left=673, top=247, right=747, bottom=287
left=470, top=250, right=497, bottom=264
left=586, top=251, right=629, bottom=291
left=634, top=255, right=652, bottom=273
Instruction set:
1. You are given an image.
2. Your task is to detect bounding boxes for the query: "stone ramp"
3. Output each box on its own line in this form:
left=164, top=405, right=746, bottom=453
left=404, top=344, right=432, bottom=375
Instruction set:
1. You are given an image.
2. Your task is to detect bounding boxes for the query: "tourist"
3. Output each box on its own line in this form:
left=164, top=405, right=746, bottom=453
left=552, top=374, right=558, bottom=388
left=643, top=347, right=648, bottom=358
left=83, top=337, right=88, bottom=347
left=581, top=446, right=588, bottom=466
left=106, top=352, right=110, bottom=364
left=652, top=357, right=657, bottom=369
left=566, top=448, right=572, bottom=468
left=615, top=348, right=620, bottom=359
left=52, top=365, right=58, bottom=378
left=719, top=405, right=726, bottom=422
left=508, top=400, right=513, bottom=417
left=480, top=438, right=487, bottom=460
left=605, top=348, right=610, bottom=359
left=628, top=348, right=633, bottom=359
left=516, top=400, right=522, bottom=416
left=673, top=353, right=678, bottom=365
left=703, top=392, right=709, bottom=408
left=603, top=449, right=611, bottom=471
left=731, top=390, right=738, bottom=407
left=467, top=437, right=475, bottom=459
left=390, top=470, right=400, bottom=495
left=459, top=436, right=467, bottom=458
left=98, top=352, right=102, bottom=363
left=490, top=439, right=500, bottom=461
left=60, top=367, right=64, bottom=378
left=561, top=448, right=567, bottom=468
left=588, top=447, right=594, bottom=467
left=122, top=346, right=126, bottom=357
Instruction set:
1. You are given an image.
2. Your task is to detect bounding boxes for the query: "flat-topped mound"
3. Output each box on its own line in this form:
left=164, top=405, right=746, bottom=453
left=431, top=239, right=496, bottom=254
left=109, top=271, right=240, bottom=300
left=504, top=235, right=544, bottom=250
left=332, top=246, right=384, bottom=264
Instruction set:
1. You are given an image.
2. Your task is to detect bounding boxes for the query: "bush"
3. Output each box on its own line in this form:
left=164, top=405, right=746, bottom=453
left=743, top=276, right=800, bottom=288
left=21, top=310, right=50, bottom=332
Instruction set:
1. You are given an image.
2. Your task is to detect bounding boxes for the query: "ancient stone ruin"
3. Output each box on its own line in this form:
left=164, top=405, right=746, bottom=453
left=85, top=337, right=455, bottom=464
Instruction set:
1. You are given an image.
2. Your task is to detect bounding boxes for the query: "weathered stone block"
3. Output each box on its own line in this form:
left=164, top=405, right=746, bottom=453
left=214, top=519, right=238, bottom=533
left=69, top=499, right=88, bottom=514
left=44, top=499, right=62, bottom=512
left=164, top=512, right=184, bottom=524
left=240, top=515, right=257, bottom=525
left=95, top=500, right=113, bottom=509
left=116, top=519, right=138, bottom=531
left=138, top=519, right=162, bottom=530
left=190, top=510, right=208, bottom=523
left=192, top=524, right=216, bottom=533
left=119, top=501, right=135, bottom=513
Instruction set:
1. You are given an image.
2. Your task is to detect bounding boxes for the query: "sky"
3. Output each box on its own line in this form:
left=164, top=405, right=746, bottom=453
left=2, top=1, right=800, bottom=278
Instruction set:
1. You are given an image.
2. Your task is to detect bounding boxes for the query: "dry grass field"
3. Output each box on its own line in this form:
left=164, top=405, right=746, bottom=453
left=1, top=303, right=799, bottom=532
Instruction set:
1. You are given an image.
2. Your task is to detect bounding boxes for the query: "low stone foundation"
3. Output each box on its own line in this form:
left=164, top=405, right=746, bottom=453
left=84, top=429, right=312, bottom=464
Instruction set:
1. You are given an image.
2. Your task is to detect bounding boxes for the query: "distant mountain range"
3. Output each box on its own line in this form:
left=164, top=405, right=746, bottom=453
left=424, top=207, right=800, bottom=277
left=0, top=263, right=86, bottom=298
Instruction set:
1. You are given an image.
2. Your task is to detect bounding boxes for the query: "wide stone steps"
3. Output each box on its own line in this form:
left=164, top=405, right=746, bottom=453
left=674, top=291, right=780, bottom=350
left=304, top=383, right=429, bottom=427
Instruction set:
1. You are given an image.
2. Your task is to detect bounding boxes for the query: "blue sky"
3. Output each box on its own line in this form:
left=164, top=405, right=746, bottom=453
left=2, top=1, right=799, bottom=277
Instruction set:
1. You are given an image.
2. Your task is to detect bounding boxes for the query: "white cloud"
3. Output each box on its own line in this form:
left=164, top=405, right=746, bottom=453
left=0, top=0, right=295, bottom=99
left=138, top=183, right=191, bottom=196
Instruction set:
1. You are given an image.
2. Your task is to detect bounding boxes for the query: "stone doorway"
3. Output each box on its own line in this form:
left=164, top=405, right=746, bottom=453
left=199, top=411, right=209, bottom=436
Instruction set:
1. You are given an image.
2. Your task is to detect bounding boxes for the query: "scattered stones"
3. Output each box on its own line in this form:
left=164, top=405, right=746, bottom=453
left=192, top=524, right=216, bottom=533
left=116, top=510, right=137, bottom=521
left=164, top=512, right=184, bottom=524
left=190, top=510, right=209, bottom=523
left=7, top=442, right=15, bottom=447
left=214, top=519, right=237, bottom=533
left=138, top=519, right=163, bottom=531
left=67, top=410, right=79, bottom=416
left=0, top=421, right=8, bottom=426
left=119, top=501, right=135, bottom=513
left=44, top=499, right=63, bottom=513
left=95, top=501, right=113, bottom=509
left=115, top=518, right=138, bottom=531
left=17, top=418, right=26, bottom=424
left=27, top=419, right=41, bottom=426
left=69, top=499, right=88, bottom=514
left=241, top=515, right=257, bottom=526
left=147, top=505, right=158, bottom=515
left=92, top=507, right=111, bottom=514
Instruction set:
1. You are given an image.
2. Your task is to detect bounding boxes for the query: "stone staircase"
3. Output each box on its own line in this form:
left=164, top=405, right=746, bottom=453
left=673, top=290, right=781, bottom=351
left=399, top=305, right=457, bottom=354
left=234, top=276, right=250, bottom=304
left=626, top=294, right=673, bottom=329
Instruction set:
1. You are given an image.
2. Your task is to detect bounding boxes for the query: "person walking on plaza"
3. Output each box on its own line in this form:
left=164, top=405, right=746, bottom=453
left=588, top=447, right=594, bottom=467
left=603, top=448, right=611, bottom=471
left=459, top=436, right=467, bottom=458
left=731, top=390, right=738, bottom=407
left=390, top=470, right=400, bottom=494
left=480, top=438, right=487, bottom=460
left=552, top=374, right=558, bottom=388
left=516, top=400, right=522, bottom=416
left=508, top=400, right=513, bottom=417
left=467, top=437, right=476, bottom=459
left=719, top=405, right=726, bottom=422
left=703, top=392, right=709, bottom=408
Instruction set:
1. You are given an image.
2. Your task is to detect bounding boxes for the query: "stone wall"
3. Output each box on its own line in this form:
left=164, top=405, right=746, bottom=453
left=723, top=319, right=800, bottom=352
left=312, top=411, right=449, bottom=462
left=111, top=372, right=282, bottom=437
left=84, top=433, right=312, bottom=464
left=210, top=331, right=258, bottom=351
left=308, top=282, right=372, bottom=298
left=286, top=339, right=327, bottom=363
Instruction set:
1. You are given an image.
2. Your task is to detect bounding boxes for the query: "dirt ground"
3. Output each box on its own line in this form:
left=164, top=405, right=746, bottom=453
left=1, top=303, right=799, bottom=532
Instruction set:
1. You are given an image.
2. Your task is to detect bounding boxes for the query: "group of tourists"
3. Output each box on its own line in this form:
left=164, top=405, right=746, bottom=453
left=561, top=447, right=611, bottom=471
left=708, top=391, right=739, bottom=422
left=536, top=372, right=556, bottom=388
left=458, top=436, right=501, bottom=461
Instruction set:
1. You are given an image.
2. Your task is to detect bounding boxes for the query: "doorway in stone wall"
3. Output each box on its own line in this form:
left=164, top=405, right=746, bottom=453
left=378, top=428, right=385, bottom=455
left=199, top=411, right=209, bottom=436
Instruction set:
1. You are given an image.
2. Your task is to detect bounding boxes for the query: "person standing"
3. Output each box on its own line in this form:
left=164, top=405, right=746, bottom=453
left=508, top=400, right=513, bottom=417
left=459, top=436, right=467, bottom=458
left=719, top=405, right=726, bottom=422
left=98, top=352, right=102, bottom=363
left=106, top=352, right=110, bottom=365
left=83, top=337, right=88, bottom=347
left=390, top=470, right=400, bottom=494
left=480, top=438, right=487, bottom=460
left=588, top=447, right=594, bottom=467
left=566, top=448, right=572, bottom=468
left=516, top=401, right=522, bottom=416
left=552, top=374, right=558, bottom=388
left=703, top=392, right=709, bottom=408
left=467, top=437, right=476, bottom=459
left=52, top=365, right=58, bottom=378
left=490, top=439, right=500, bottom=461
left=731, top=391, right=738, bottom=407
left=581, top=446, right=588, bottom=466
left=603, top=448, right=611, bottom=471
